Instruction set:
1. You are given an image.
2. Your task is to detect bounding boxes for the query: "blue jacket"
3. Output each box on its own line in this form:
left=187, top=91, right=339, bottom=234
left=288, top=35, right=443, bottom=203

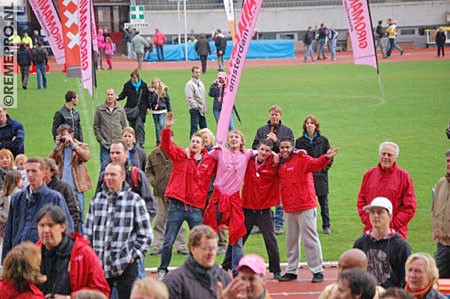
left=0, top=115, right=24, bottom=156
left=1, top=183, right=74, bottom=262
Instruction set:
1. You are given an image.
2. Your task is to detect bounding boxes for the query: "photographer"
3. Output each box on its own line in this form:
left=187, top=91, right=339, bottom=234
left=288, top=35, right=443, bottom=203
left=209, top=71, right=235, bottom=131
left=49, top=124, right=93, bottom=221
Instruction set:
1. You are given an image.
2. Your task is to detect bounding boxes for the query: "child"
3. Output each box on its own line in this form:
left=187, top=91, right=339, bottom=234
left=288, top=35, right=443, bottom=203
left=14, top=154, right=28, bottom=188
left=104, top=36, right=114, bottom=70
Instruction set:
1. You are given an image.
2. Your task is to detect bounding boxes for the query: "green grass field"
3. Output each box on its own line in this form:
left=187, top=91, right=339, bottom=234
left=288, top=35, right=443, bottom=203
left=13, top=59, right=450, bottom=267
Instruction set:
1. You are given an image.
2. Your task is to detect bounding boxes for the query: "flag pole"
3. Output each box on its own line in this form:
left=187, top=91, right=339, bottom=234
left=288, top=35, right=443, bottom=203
left=365, top=0, right=384, bottom=101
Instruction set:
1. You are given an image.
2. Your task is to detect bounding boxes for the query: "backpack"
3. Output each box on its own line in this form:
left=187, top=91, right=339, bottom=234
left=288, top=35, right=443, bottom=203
left=131, top=166, right=139, bottom=188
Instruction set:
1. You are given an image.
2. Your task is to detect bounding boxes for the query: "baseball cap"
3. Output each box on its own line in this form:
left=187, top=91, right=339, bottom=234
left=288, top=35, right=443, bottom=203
left=218, top=71, right=226, bottom=79
left=363, top=197, right=392, bottom=215
left=237, top=254, right=266, bottom=275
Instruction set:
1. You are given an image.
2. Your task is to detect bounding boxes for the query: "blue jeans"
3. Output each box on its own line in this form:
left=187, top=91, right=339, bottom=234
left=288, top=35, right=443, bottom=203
left=317, top=40, right=326, bottom=59
left=329, top=39, right=337, bottom=60
left=137, top=259, right=146, bottom=279
left=304, top=44, right=315, bottom=62
left=274, top=205, right=284, bottom=227
left=231, top=238, right=243, bottom=276
left=99, top=144, right=110, bottom=173
left=152, top=113, right=166, bottom=143
left=213, top=107, right=235, bottom=130
left=36, top=64, right=47, bottom=89
left=156, top=45, right=164, bottom=61
left=158, top=198, right=203, bottom=271
left=189, top=108, right=207, bottom=138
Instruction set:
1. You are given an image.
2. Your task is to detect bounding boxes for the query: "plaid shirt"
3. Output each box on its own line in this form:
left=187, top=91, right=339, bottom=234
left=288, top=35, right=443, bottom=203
left=84, top=188, right=152, bottom=278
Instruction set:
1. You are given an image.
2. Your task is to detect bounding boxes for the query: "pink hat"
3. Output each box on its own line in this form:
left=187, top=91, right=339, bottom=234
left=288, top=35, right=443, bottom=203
left=218, top=71, right=226, bottom=79
left=237, top=254, right=266, bottom=275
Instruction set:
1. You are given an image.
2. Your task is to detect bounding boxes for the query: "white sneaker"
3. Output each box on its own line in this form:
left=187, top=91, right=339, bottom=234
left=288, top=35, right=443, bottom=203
left=157, top=270, right=167, bottom=281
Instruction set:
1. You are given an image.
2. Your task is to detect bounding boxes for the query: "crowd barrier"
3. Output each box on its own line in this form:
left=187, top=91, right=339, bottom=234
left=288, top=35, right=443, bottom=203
left=144, top=39, right=295, bottom=62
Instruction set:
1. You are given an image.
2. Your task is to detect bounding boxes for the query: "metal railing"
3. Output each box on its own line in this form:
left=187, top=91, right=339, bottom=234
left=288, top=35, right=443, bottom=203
left=139, top=0, right=388, bottom=11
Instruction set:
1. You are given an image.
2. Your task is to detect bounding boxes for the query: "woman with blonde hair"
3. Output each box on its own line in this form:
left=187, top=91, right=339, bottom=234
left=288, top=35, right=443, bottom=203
left=0, top=148, right=15, bottom=189
left=0, top=241, right=45, bottom=298
left=203, top=128, right=254, bottom=275
left=404, top=253, right=447, bottom=299
left=149, top=77, right=172, bottom=146
left=122, top=126, right=147, bottom=171
left=131, top=278, right=168, bottom=299
left=0, top=170, right=22, bottom=257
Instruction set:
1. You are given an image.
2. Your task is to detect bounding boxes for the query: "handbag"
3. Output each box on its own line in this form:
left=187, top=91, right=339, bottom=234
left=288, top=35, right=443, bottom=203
left=125, top=88, right=143, bottom=120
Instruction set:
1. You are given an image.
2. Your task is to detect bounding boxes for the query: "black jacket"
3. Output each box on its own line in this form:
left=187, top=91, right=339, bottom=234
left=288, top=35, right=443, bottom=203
left=353, top=232, right=411, bottom=289
left=149, top=89, right=172, bottom=112
left=436, top=31, right=446, bottom=46
left=295, top=134, right=332, bottom=196
left=195, top=38, right=211, bottom=56
left=215, top=35, right=227, bottom=55
left=17, top=47, right=32, bottom=67
left=47, top=176, right=82, bottom=232
left=117, top=79, right=150, bottom=121
left=52, top=105, right=83, bottom=142
left=252, top=120, right=294, bottom=153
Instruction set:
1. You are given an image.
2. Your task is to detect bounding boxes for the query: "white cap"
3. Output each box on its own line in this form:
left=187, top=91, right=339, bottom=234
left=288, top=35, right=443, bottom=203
left=363, top=197, right=392, bottom=215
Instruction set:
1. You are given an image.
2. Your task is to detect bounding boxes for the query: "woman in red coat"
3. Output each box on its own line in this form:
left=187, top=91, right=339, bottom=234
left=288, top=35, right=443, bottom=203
left=0, top=241, right=45, bottom=299
left=36, top=204, right=110, bottom=298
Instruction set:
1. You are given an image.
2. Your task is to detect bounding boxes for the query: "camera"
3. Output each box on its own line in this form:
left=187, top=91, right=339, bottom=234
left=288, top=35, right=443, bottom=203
left=60, top=136, right=67, bottom=143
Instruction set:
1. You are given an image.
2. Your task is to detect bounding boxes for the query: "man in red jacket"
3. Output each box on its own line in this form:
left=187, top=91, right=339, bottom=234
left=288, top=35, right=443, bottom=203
left=157, top=112, right=216, bottom=280
left=277, top=138, right=338, bottom=283
left=240, top=138, right=282, bottom=279
left=357, top=141, right=416, bottom=239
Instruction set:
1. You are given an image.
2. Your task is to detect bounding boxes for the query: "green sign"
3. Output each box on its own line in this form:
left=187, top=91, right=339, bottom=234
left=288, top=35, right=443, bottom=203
left=130, top=5, right=145, bottom=21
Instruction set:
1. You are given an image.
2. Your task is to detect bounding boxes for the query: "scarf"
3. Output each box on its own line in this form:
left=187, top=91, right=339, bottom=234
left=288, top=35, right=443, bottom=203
left=131, top=78, right=142, bottom=93
left=184, top=255, right=219, bottom=297
left=404, top=282, right=433, bottom=299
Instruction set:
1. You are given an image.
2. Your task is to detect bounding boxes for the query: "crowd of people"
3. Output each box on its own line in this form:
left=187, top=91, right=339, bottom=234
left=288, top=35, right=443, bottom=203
left=0, top=82, right=448, bottom=298
left=2, top=24, right=450, bottom=298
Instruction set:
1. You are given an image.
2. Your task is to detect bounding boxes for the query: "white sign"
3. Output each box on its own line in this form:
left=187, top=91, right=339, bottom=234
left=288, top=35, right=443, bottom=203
left=124, top=22, right=149, bottom=29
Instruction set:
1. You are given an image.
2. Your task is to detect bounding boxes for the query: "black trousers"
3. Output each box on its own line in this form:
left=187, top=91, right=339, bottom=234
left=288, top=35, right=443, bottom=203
left=222, top=208, right=281, bottom=274
left=318, top=195, right=330, bottom=229
left=436, top=243, right=450, bottom=278
left=200, top=55, right=208, bottom=73
left=107, top=261, right=138, bottom=299
left=128, top=115, right=145, bottom=147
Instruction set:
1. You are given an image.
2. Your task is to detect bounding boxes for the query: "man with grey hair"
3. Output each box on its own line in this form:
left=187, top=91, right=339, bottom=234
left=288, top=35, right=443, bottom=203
left=431, top=149, right=450, bottom=278
left=357, top=141, right=416, bottom=239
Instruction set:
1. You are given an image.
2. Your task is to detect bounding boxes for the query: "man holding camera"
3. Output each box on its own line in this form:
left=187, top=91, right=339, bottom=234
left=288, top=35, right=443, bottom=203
left=209, top=71, right=234, bottom=131
left=49, top=124, right=93, bottom=219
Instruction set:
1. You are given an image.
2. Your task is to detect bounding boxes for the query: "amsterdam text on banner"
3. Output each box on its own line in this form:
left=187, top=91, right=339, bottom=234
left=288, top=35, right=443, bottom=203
left=216, top=0, right=263, bottom=145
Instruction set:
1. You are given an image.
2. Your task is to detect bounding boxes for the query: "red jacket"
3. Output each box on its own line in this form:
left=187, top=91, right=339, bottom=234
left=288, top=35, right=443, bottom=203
left=161, top=128, right=216, bottom=209
left=357, top=163, right=416, bottom=239
left=203, top=189, right=246, bottom=245
left=0, top=280, right=45, bottom=299
left=278, top=152, right=330, bottom=213
left=38, top=233, right=110, bottom=297
left=153, top=31, right=166, bottom=45
left=242, top=155, right=280, bottom=209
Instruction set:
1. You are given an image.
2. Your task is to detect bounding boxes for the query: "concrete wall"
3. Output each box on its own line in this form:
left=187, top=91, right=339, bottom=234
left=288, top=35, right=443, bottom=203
left=142, top=1, right=450, bottom=39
